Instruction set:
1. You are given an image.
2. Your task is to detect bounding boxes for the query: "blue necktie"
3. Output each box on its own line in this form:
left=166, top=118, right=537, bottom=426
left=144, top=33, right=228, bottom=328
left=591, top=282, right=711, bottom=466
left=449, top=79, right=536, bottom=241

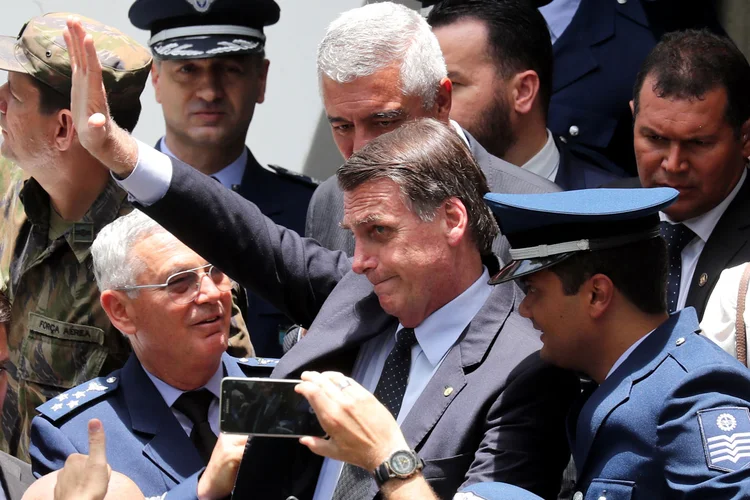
left=660, top=222, right=696, bottom=313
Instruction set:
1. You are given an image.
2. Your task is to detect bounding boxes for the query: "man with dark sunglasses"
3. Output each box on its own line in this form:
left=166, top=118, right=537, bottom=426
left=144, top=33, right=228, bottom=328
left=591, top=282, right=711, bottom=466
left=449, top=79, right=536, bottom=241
left=26, top=210, right=275, bottom=500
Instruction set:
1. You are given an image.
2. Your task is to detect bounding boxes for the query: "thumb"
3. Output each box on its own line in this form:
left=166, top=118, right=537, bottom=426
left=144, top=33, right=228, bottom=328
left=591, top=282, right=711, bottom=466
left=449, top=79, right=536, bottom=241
left=86, top=418, right=107, bottom=465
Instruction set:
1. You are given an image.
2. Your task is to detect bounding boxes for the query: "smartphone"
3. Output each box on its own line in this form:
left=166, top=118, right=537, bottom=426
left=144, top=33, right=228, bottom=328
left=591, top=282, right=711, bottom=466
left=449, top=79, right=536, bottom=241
left=220, top=377, right=327, bottom=438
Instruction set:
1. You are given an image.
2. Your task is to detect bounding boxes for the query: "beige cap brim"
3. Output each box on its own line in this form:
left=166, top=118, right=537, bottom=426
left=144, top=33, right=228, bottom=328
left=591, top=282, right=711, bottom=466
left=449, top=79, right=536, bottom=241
left=0, top=36, right=29, bottom=74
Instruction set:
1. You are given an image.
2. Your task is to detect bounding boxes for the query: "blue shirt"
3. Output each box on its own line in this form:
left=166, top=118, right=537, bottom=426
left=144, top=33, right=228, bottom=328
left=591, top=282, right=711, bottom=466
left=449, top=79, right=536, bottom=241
left=539, top=0, right=582, bottom=44
left=159, top=137, right=247, bottom=191
left=312, top=268, right=493, bottom=500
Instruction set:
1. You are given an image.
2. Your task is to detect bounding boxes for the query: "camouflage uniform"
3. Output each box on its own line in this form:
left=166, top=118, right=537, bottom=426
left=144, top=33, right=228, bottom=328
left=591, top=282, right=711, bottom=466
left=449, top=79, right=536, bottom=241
left=0, top=13, right=252, bottom=460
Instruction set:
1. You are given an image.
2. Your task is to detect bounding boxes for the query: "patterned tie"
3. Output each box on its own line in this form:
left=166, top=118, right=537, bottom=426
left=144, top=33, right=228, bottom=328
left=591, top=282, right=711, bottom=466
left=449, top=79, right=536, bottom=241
left=173, top=388, right=217, bottom=464
left=660, top=221, right=696, bottom=314
left=331, top=328, right=418, bottom=500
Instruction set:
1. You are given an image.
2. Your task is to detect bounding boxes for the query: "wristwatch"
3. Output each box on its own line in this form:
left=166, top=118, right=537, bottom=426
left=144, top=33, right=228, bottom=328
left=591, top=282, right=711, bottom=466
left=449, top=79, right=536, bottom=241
left=373, top=449, right=425, bottom=487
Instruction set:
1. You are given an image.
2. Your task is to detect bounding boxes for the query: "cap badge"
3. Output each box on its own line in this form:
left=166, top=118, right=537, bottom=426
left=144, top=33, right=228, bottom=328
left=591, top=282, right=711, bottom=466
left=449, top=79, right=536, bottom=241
left=185, top=0, right=217, bottom=13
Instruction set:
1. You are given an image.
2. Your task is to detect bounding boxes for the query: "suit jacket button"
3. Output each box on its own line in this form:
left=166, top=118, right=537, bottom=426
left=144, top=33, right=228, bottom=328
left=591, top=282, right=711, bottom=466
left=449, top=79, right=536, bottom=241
left=699, top=273, right=708, bottom=287
left=573, top=492, right=583, bottom=500
left=617, top=0, right=627, bottom=4
left=569, top=125, right=580, bottom=137
left=676, top=337, right=686, bottom=346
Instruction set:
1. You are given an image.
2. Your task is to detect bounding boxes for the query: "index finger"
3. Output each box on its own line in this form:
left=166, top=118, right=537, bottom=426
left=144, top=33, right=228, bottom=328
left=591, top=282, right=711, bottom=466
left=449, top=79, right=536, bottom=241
left=86, top=418, right=107, bottom=465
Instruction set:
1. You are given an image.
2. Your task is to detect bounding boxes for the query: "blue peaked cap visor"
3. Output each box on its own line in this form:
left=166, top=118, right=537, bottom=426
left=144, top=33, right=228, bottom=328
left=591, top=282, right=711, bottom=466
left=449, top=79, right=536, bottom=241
left=484, top=188, right=679, bottom=284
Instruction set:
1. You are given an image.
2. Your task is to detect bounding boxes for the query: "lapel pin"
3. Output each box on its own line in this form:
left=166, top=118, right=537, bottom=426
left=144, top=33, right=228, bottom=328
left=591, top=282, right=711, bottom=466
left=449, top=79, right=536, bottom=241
left=443, top=386, right=454, bottom=397
left=676, top=337, right=686, bottom=346
left=699, top=273, right=708, bottom=287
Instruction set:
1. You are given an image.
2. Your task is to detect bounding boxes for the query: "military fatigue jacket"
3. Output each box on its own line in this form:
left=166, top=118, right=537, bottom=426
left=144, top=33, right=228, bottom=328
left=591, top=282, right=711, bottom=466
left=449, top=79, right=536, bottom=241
left=0, top=164, right=132, bottom=461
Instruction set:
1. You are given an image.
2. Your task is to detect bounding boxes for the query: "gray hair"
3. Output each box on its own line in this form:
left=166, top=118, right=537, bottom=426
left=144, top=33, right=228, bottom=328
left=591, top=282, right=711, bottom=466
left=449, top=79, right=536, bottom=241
left=0, top=291, right=9, bottom=325
left=317, top=2, right=447, bottom=108
left=91, top=210, right=168, bottom=293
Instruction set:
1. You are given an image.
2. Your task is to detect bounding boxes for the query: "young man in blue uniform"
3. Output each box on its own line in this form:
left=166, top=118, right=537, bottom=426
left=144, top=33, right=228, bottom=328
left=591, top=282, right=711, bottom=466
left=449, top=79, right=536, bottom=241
left=128, top=0, right=318, bottom=357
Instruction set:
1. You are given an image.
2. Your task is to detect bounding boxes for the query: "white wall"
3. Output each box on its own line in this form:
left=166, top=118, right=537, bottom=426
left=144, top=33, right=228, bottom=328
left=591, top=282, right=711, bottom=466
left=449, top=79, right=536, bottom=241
left=0, top=0, right=421, bottom=180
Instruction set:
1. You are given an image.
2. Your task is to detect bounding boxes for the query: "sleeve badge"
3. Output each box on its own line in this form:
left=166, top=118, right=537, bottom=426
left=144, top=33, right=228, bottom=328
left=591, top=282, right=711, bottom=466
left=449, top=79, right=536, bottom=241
left=698, top=407, right=750, bottom=472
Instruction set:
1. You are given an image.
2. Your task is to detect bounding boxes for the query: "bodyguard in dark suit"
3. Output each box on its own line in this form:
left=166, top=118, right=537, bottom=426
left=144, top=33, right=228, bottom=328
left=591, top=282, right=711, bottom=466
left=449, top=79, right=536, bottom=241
left=630, top=30, right=750, bottom=321
left=482, top=187, right=750, bottom=499
left=61, top=22, right=580, bottom=495
left=129, top=0, right=317, bottom=357
left=305, top=1, right=561, bottom=263
left=427, top=0, right=626, bottom=189
left=28, top=210, right=276, bottom=499
left=546, top=0, right=724, bottom=174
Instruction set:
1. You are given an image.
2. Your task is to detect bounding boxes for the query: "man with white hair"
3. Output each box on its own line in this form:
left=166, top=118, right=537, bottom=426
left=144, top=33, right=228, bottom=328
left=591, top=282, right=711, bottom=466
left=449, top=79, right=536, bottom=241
left=305, top=2, right=560, bottom=260
left=27, top=210, right=274, bottom=500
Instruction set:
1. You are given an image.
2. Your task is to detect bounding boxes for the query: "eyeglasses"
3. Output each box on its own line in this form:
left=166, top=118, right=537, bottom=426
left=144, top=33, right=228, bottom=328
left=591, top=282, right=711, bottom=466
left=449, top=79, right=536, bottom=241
left=113, top=264, right=235, bottom=304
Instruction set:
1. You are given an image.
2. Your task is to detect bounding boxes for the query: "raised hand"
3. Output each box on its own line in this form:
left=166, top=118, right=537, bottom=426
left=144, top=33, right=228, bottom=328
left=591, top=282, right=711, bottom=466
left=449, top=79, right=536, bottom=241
left=62, top=17, right=139, bottom=177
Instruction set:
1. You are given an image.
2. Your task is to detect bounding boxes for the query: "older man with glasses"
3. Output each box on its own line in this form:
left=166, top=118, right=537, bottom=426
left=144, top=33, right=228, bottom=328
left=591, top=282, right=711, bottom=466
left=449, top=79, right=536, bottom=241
left=26, top=210, right=275, bottom=500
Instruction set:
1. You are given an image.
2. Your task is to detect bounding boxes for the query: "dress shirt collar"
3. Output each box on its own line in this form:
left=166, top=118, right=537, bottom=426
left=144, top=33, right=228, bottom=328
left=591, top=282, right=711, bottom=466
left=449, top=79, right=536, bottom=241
left=144, top=360, right=224, bottom=409
left=450, top=119, right=470, bottom=147
left=396, top=267, right=492, bottom=366
left=521, top=129, right=560, bottom=182
left=539, top=0, right=582, bottom=44
left=659, top=168, right=747, bottom=243
left=159, top=137, right=248, bottom=190
left=605, top=329, right=654, bottom=380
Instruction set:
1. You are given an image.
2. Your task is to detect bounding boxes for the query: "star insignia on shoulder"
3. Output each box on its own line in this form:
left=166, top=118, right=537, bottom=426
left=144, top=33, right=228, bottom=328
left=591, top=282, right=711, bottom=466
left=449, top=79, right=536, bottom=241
left=87, top=382, right=107, bottom=392
left=56, top=393, right=69, bottom=402
left=67, top=400, right=79, bottom=409
left=51, top=403, right=63, bottom=412
left=73, top=391, right=87, bottom=399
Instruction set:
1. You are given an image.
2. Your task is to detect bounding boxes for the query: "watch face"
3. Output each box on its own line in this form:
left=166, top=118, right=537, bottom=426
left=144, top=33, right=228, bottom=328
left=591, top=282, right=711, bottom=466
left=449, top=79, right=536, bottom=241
left=390, top=450, right=417, bottom=475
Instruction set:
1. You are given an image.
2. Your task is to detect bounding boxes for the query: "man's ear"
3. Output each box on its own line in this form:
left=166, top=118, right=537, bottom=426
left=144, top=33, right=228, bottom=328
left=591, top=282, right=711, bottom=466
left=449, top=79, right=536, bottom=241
left=442, top=197, right=469, bottom=247
left=100, top=290, right=137, bottom=337
left=511, top=70, right=540, bottom=116
left=740, top=117, right=750, bottom=159
left=629, top=100, right=635, bottom=118
left=587, top=274, right=615, bottom=320
left=255, top=59, right=270, bottom=105
left=435, top=77, right=453, bottom=122
left=53, top=109, right=76, bottom=152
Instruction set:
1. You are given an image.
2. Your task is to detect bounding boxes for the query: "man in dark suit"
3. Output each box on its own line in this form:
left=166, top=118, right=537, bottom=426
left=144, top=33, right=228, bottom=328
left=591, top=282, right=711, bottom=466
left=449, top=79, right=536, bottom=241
left=629, top=30, right=750, bottom=321
left=29, top=210, right=275, bottom=499
left=427, top=0, right=627, bottom=190
left=62, top=21, right=579, bottom=497
left=544, top=0, right=724, bottom=174
left=305, top=2, right=561, bottom=262
left=128, top=0, right=317, bottom=357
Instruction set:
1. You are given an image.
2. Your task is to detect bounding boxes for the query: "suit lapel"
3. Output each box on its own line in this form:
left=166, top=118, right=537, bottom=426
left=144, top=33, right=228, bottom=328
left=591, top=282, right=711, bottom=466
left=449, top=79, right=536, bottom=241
left=573, top=312, right=698, bottom=471
left=551, top=0, right=614, bottom=93
left=399, top=282, right=516, bottom=450
left=686, top=176, right=750, bottom=318
left=122, top=357, right=204, bottom=485
left=553, top=137, right=582, bottom=191
left=235, top=149, right=284, bottom=217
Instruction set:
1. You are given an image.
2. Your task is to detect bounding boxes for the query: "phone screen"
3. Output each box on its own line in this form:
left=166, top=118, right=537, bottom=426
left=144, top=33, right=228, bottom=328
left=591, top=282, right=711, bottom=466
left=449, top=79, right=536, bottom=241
left=220, top=377, right=326, bottom=438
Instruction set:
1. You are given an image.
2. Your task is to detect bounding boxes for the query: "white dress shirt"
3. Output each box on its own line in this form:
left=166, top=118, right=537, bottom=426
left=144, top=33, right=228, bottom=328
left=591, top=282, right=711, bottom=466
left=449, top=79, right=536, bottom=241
left=159, top=137, right=247, bottom=190
left=539, top=0, right=582, bottom=44
left=144, top=363, right=224, bottom=437
left=312, top=268, right=493, bottom=500
left=521, top=129, right=560, bottom=182
left=660, top=169, right=747, bottom=311
left=701, top=262, right=750, bottom=361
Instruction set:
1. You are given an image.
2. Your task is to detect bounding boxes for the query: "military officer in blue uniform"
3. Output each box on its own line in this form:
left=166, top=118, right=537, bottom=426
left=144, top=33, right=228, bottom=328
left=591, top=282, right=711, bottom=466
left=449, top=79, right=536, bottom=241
left=128, top=0, right=317, bottom=357
left=27, top=210, right=278, bottom=499
left=477, top=188, right=750, bottom=499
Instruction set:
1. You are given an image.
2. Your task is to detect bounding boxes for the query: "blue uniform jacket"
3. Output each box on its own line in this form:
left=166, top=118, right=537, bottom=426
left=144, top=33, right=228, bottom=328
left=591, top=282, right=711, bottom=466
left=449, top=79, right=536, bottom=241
left=156, top=141, right=318, bottom=358
left=28, top=352, right=276, bottom=500
left=570, top=308, right=750, bottom=499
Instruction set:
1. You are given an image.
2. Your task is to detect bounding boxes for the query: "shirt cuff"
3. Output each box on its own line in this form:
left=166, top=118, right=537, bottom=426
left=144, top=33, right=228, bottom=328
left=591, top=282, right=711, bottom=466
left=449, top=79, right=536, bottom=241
left=112, top=138, right=172, bottom=206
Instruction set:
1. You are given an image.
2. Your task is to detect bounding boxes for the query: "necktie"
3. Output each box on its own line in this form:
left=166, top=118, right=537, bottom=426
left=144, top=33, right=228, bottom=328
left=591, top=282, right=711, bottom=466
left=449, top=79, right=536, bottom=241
left=173, top=388, right=217, bottom=464
left=332, top=328, right=418, bottom=500
left=660, top=221, right=696, bottom=314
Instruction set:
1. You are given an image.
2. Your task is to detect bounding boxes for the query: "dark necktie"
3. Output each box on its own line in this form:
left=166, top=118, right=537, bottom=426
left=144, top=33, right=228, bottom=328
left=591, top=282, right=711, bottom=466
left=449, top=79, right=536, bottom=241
left=660, top=221, right=696, bottom=314
left=173, top=388, right=217, bottom=464
left=331, top=328, right=418, bottom=500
